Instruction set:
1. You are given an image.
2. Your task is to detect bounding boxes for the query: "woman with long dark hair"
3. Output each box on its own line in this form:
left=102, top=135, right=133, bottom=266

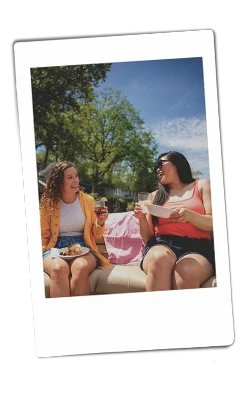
left=40, top=161, right=110, bottom=297
left=134, top=151, right=214, bottom=291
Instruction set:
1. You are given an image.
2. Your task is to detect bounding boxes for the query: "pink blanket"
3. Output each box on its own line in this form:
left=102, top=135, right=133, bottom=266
left=103, top=211, right=145, bottom=264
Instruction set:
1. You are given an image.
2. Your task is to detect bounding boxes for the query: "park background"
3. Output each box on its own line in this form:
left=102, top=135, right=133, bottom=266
left=33, top=57, right=210, bottom=212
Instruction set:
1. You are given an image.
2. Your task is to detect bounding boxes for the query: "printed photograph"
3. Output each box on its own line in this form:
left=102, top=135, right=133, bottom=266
left=15, top=31, right=234, bottom=357
left=31, top=57, right=216, bottom=298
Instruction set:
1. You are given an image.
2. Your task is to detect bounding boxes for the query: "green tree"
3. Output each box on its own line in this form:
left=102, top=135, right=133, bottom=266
left=31, top=63, right=111, bottom=168
left=36, top=150, right=56, bottom=172
left=192, top=170, right=203, bottom=178
left=71, top=88, right=158, bottom=192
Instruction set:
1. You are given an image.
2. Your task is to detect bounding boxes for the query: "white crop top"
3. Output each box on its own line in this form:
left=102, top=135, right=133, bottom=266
left=59, top=197, right=86, bottom=236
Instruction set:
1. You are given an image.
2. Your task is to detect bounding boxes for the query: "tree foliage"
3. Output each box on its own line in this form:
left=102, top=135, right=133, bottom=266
left=192, top=170, right=203, bottom=178
left=31, top=63, right=111, bottom=167
left=32, top=65, right=158, bottom=193
left=70, top=88, right=158, bottom=192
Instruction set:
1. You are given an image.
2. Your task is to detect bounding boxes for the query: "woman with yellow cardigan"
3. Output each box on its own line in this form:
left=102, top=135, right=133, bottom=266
left=40, top=161, right=110, bottom=298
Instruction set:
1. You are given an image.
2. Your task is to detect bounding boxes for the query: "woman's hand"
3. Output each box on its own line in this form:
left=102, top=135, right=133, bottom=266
left=169, top=208, right=192, bottom=223
left=97, top=206, right=108, bottom=226
left=133, top=202, right=147, bottom=220
left=169, top=206, right=213, bottom=232
left=134, top=202, right=155, bottom=242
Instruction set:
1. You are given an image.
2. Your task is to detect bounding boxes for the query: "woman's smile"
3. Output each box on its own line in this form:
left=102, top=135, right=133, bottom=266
left=61, top=167, right=80, bottom=194
left=157, top=169, right=165, bottom=182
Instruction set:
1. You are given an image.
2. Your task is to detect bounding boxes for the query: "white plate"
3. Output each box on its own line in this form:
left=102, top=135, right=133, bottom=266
left=146, top=204, right=174, bottom=218
left=51, top=247, right=90, bottom=260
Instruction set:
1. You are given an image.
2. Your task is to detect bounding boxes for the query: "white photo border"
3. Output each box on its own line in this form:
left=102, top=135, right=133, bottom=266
left=14, top=30, right=234, bottom=357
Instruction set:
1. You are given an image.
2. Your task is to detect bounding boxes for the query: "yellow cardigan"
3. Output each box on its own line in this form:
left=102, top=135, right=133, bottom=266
left=40, top=191, right=111, bottom=268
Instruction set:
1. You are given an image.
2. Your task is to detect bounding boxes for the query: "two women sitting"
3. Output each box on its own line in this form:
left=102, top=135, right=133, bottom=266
left=40, top=152, right=214, bottom=297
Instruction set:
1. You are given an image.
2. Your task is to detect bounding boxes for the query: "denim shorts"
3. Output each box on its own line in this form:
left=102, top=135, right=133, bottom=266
left=140, top=235, right=215, bottom=271
left=42, top=235, right=99, bottom=265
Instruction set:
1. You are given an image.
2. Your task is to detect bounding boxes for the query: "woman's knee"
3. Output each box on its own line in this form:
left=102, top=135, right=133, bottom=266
left=173, top=263, right=200, bottom=289
left=147, top=247, right=176, bottom=275
left=71, top=259, right=92, bottom=279
left=50, top=261, right=70, bottom=280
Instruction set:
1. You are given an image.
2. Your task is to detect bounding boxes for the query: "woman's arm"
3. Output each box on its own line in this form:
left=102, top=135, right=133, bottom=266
left=185, top=210, right=213, bottom=231
left=192, top=179, right=213, bottom=231
left=134, top=203, right=155, bottom=242
left=40, top=204, right=51, bottom=251
left=169, top=179, right=213, bottom=232
left=90, top=198, right=107, bottom=239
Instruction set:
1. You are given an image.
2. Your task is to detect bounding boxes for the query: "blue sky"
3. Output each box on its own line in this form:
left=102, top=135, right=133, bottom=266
left=96, top=58, right=210, bottom=178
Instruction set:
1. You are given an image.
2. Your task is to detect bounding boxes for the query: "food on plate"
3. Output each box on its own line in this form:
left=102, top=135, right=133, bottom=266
left=61, top=243, right=82, bottom=256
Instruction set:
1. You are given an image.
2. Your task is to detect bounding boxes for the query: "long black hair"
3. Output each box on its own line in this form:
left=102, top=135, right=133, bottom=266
left=153, top=151, right=195, bottom=206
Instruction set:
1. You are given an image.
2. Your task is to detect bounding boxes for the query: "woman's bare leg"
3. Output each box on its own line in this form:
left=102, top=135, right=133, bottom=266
left=142, top=245, right=177, bottom=291
left=173, top=253, right=214, bottom=289
left=43, top=256, right=70, bottom=297
left=70, top=253, right=97, bottom=296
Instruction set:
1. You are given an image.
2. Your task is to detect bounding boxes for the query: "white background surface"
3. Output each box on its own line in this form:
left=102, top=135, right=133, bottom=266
left=15, top=30, right=233, bottom=358
left=0, top=7, right=250, bottom=399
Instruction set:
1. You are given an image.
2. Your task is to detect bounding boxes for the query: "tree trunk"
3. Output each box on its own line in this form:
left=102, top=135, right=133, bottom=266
left=92, top=170, right=99, bottom=193
left=42, top=147, right=50, bottom=169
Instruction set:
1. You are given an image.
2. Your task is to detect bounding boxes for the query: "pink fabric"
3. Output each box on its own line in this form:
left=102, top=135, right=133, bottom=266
left=104, top=211, right=144, bottom=264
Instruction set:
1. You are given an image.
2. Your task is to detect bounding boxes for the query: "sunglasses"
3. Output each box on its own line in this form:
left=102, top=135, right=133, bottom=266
left=154, top=159, right=169, bottom=172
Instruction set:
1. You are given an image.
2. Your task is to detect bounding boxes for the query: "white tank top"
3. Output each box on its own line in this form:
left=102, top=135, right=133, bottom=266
left=59, top=196, right=86, bottom=236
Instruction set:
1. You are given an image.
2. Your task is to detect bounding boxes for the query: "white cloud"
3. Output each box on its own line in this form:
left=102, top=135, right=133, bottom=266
left=168, top=101, right=184, bottom=111
left=188, top=154, right=210, bottom=177
left=149, top=117, right=208, bottom=151
left=147, top=117, right=210, bottom=178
